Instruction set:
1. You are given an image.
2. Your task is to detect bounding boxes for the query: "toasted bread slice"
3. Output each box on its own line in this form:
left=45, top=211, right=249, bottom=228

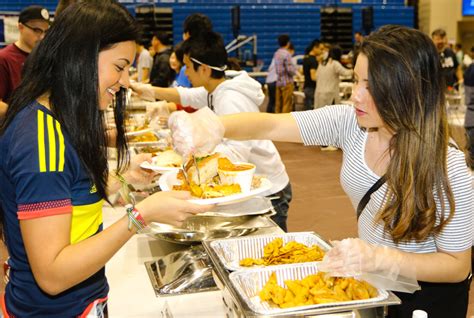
left=187, top=153, right=222, bottom=185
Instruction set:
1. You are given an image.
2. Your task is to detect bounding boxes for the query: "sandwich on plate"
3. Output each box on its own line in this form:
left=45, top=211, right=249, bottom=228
left=173, top=153, right=258, bottom=199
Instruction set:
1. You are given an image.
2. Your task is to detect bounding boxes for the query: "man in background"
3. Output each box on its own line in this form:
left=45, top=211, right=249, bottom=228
left=0, top=5, right=50, bottom=119
left=302, top=39, right=322, bottom=111
left=131, top=38, right=153, bottom=83
left=431, top=28, right=463, bottom=89
left=273, top=34, right=296, bottom=113
left=149, top=32, right=174, bottom=87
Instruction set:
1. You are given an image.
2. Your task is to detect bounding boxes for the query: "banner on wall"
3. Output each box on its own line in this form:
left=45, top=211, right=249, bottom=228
left=3, top=16, right=19, bottom=44
left=463, top=0, right=474, bottom=16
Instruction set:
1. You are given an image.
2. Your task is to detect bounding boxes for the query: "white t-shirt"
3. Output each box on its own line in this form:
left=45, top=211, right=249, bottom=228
left=137, top=49, right=153, bottom=82
left=292, top=104, right=473, bottom=253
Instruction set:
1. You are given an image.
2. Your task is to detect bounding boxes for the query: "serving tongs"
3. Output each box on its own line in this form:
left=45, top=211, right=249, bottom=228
left=181, top=154, right=201, bottom=185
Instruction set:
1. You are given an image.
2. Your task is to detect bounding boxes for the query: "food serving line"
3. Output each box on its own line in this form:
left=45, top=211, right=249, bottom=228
left=102, top=102, right=401, bottom=317
left=103, top=204, right=400, bottom=317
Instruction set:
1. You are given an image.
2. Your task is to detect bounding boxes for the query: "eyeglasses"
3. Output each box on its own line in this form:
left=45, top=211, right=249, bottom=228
left=190, top=57, right=227, bottom=72
left=22, top=23, right=48, bottom=36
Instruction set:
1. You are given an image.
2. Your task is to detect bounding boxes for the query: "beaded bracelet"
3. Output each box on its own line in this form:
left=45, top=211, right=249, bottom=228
left=125, top=204, right=147, bottom=233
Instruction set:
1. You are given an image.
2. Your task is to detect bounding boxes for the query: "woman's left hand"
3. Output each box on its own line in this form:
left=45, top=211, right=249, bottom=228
left=319, top=238, right=404, bottom=280
left=123, top=153, right=157, bottom=185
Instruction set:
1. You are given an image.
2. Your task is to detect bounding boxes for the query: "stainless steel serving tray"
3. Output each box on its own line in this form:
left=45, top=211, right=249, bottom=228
left=145, top=213, right=276, bottom=244
left=144, top=245, right=218, bottom=296
left=210, top=232, right=332, bottom=271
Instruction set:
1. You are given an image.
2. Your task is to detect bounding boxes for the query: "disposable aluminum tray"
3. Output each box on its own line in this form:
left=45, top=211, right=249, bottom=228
left=228, top=262, right=389, bottom=315
left=210, top=232, right=332, bottom=271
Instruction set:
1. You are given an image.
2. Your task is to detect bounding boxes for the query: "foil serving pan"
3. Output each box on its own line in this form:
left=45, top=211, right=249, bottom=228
left=210, top=232, right=331, bottom=271
left=228, top=262, right=389, bottom=315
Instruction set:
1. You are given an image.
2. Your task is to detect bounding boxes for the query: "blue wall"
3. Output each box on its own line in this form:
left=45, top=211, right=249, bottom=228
left=0, top=0, right=414, bottom=68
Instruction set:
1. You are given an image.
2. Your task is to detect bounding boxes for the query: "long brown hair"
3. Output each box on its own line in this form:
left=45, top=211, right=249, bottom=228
left=360, top=25, right=454, bottom=243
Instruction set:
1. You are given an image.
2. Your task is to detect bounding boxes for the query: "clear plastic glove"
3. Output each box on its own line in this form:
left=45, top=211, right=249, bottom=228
left=319, top=238, right=419, bottom=293
left=146, top=101, right=169, bottom=129
left=168, top=107, right=224, bottom=158
left=136, top=191, right=213, bottom=227
left=130, top=82, right=155, bottom=102
left=123, top=153, right=157, bottom=186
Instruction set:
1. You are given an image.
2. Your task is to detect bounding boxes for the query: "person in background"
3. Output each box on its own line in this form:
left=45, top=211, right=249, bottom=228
left=302, top=39, right=322, bottom=111
left=274, top=34, right=296, bottom=113
left=176, top=13, right=214, bottom=88
left=169, top=25, right=472, bottom=318
left=131, top=38, right=153, bottom=83
left=169, top=51, right=182, bottom=86
left=134, top=31, right=293, bottom=231
left=149, top=31, right=174, bottom=88
left=432, top=28, right=463, bottom=90
left=350, top=31, right=364, bottom=66
left=454, top=43, right=464, bottom=67
left=0, top=2, right=210, bottom=316
left=0, top=5, right=50, bottom=120
left=169, top=43, right=190, bottom=88
left=463, top=49, right=474, bottom=169
left=463, top=46, right=474, bottom=68
left=264, top=59, right=277, bottom=113
left=314, top=45, right=353, bottom=109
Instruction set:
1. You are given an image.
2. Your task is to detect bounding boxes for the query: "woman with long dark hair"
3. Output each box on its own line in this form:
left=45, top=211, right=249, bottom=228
left=0, top=2, right=209, bottom=316
left=168, top=25, right=473, bottom=317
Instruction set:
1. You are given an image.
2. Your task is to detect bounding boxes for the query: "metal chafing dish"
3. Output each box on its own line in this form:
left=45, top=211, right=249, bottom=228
left=144, top=197, right=276, bottom=244
left=202, top=234, right=401, bottom=318
left=144, top=245, right=218, bottom=296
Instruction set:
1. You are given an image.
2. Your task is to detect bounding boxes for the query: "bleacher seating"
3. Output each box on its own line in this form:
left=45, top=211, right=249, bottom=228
left=0, top=0, right=413, bottom=68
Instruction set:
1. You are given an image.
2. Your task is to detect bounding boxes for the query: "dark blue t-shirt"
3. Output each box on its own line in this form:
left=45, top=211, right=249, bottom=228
left=0, top=102, right=108, bottom=317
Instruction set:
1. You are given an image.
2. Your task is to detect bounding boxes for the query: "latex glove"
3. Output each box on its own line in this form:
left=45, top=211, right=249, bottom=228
left=319, top=238, right=405, bottom=280
left=136, top=191, right=213, bottom=227
left=168, top=107, right=224, bottom=158
left=130, top=82, right=155, bottom=102
left=123, top=153, right=158, bottom=186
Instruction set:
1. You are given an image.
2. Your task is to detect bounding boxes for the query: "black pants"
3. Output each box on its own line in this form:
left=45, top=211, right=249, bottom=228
left=266, top=82, right=276, bottom=113
left=388, top=276, right=470, bottom=318
left=268, top=182, right=292, bottom=232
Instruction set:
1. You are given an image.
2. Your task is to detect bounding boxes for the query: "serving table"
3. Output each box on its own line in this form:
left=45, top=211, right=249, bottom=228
left=103, top=205, right=400, bottom=317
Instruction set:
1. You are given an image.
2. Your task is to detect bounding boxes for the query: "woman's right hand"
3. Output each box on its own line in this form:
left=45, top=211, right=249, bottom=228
left=168, top=107, right=224, bottom=158
left=130, top=82, right=155, bottom=102
left=135, top=190, right=212, bottom=227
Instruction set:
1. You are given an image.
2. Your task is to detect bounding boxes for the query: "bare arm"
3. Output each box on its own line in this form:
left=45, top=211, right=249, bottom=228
left=152, top=86, right=181, bottom=104
left=456, top=65, right=463, bottom=84
left=400, top=249, right=470, bottom=283
left=20, top=191, right=210, bottom=295
left=0, top=99, right=7, bottom=119
left=310, top=69, right=317, bottom=82
left=221, top=112, right=303, bottom=143
left=141, top=67, right=150, bottom=83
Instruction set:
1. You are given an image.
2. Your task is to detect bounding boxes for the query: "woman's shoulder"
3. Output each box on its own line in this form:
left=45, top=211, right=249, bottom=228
left=446, top=146, right=471, bottom=179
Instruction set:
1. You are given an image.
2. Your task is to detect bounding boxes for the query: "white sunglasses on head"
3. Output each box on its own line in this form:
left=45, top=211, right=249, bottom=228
left=190, top=57, right=227, bottom=72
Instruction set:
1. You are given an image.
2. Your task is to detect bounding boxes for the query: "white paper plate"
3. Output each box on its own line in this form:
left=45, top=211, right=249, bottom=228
left=125, top=128, right=153, bottom=137
left=140, top=151, right=182, bottom=172
left=158, top=171, right=272, bottom=205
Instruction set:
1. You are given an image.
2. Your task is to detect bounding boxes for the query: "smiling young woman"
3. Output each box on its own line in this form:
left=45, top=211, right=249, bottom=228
left=0, top=1, right=211, bottom=316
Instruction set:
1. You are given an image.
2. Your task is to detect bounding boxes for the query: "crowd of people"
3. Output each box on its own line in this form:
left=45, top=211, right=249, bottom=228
left=0, top=1, right=473, bottom=317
